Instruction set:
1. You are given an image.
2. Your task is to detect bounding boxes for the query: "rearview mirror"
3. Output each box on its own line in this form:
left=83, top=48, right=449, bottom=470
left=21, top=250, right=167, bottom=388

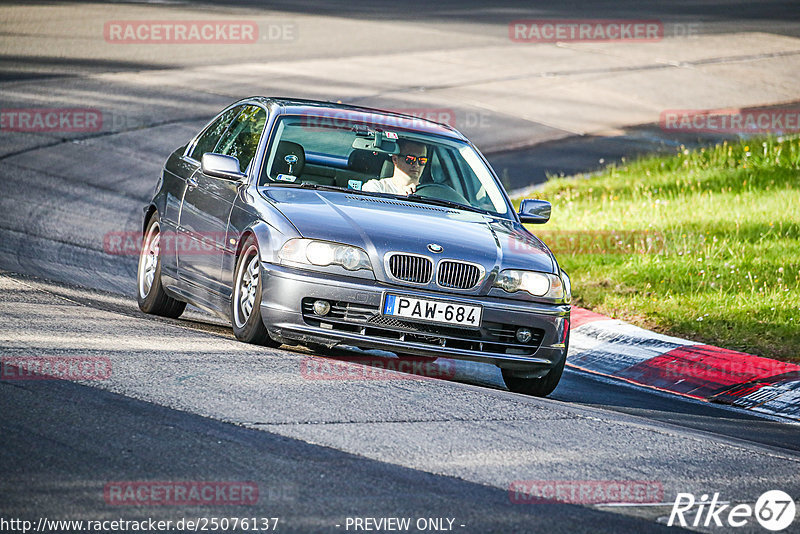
left=201, top=153, right=247, bottom=181
left=351, top=137, right=398, bottom=154
left=518, top=199, right=551, bottom=224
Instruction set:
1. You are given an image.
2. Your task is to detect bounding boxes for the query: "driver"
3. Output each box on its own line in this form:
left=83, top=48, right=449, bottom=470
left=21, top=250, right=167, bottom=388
left=362, top=140, right=427, bottom=195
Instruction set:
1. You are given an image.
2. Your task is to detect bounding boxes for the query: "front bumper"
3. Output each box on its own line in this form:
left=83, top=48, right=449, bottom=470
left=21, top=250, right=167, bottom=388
left=259, top=263, right=570, bottom=372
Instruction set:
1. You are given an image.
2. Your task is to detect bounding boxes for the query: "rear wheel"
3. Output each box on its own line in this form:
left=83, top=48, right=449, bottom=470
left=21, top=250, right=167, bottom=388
left=502, top=355, right=565, bottom=397
left=231, top=236, right=280, bottom=347
left=137, top=214, right=186, bottom=318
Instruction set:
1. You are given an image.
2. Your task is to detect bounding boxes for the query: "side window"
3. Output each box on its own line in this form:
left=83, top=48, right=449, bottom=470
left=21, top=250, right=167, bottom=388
left=449, top=147, right=480, bottom=200
left=189, top=106, right=241, bottom=161
left=434, top=147, right=469, bottom=198
left=213, top=105, right=268, bottom=173
left=430, top=150, right=446, bottom=183
left=431, top=147, right=458, bottom=186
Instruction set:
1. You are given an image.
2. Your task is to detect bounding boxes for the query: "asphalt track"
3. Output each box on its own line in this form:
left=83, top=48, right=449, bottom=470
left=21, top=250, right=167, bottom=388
left=1, top=1, right=800, bottom=532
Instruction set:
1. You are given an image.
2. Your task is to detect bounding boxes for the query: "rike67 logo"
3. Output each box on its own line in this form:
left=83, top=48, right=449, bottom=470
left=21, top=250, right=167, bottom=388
left=668, top=490, right=796, bottom=531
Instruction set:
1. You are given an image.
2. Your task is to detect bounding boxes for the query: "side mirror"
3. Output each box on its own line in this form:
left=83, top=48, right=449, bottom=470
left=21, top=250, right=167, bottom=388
left=201, top=153, right=247, bottom=181
left=518, top=199, right=551, bottom=224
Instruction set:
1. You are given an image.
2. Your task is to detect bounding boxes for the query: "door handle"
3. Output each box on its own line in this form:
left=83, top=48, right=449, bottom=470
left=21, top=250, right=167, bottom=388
left=187, top=176, right=198, bottom=188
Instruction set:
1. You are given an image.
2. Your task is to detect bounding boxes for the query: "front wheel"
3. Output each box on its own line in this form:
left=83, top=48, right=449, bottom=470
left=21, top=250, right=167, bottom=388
left=231, top=236, right=280, bottom=347
left=137, top=214, right=186, bottom=318
left=502, top=355, right=565, bottom=397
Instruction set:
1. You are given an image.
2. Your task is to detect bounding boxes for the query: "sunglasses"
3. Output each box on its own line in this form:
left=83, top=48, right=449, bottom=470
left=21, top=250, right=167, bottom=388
left=400, top=154, right=428, bottom=166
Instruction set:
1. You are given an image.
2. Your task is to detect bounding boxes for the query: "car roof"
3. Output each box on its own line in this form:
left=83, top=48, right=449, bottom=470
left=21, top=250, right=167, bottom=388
left=243, top=96, right=467, bottom=141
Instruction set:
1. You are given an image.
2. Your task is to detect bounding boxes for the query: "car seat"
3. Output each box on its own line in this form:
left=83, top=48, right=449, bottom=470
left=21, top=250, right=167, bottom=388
left=265, top=140, right=305, bottom=183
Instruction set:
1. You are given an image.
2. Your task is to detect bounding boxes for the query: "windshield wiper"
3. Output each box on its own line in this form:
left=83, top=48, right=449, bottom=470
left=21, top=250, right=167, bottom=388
left=267, top=182, right=338, bottom=190
left=401, top=194, right=490, bottom=215
left=266, top=181, right=385, bottom=197
left=266, top=183, right=489, bottom=212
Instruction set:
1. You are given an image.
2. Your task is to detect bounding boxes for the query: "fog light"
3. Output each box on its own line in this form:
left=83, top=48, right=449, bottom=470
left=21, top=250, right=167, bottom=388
left=515, top=327, right=533, bottom=344
left=313, top=300, right=331, bottom=316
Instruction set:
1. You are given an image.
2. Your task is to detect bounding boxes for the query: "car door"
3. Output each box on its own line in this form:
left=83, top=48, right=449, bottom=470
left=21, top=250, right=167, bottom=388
left=158, top=107, right=240, bottom=281
left=178, top=104, right=268, bottom=302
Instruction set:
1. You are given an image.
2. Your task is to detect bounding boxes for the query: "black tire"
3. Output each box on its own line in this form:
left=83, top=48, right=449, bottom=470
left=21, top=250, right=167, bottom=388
left=137, top=213, right=186, bottom=318
left=502, top=354, right=566, bottom=397
left=231, top=236, right=280, bottom=347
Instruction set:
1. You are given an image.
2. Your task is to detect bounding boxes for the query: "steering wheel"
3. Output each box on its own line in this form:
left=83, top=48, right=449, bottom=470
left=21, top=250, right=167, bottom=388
left=414, top=183, right=471, bottom=206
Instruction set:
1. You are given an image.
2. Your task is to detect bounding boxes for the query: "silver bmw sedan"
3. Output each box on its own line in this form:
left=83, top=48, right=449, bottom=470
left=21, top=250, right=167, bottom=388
left=138, top=97, right=571, bottom=396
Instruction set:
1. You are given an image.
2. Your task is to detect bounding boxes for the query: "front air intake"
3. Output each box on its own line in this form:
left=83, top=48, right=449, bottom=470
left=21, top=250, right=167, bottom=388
left=386, top=253, right=433, bottom=284
left=437, top=260, right=482, bottom=290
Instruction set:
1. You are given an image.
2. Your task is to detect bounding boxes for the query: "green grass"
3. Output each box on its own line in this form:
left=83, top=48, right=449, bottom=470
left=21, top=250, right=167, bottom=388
left=517, top=136, right=800, bottom=362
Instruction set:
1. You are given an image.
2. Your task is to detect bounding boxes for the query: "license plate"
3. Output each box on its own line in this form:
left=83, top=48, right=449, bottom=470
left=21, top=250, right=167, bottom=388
left=382, top=294, right=482, bottom=328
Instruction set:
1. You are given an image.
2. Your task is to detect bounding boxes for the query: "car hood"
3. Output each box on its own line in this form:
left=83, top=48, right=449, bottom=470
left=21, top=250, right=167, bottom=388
left=259, top=188, right=556, bottom=288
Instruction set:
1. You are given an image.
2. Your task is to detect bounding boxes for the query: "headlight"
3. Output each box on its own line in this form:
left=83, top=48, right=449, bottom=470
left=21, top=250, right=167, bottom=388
left=494, top=269, right=567, bottom=300
left=279, top=239, right=372, bottom=272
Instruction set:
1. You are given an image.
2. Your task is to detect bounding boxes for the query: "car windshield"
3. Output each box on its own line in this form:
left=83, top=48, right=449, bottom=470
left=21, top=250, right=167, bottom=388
left=259, top=114, right=512, bottom=218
